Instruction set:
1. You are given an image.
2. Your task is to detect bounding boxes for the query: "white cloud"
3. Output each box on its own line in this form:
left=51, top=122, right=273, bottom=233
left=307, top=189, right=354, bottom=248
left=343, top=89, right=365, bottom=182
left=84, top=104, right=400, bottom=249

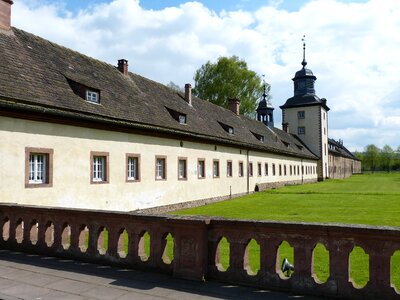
left=11, top=0, right=400, bottom=150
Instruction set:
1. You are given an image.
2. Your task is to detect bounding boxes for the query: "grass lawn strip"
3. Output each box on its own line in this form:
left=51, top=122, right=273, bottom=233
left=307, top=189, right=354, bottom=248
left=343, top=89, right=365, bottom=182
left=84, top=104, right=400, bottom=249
left=171, top=173, right=400, bottom=288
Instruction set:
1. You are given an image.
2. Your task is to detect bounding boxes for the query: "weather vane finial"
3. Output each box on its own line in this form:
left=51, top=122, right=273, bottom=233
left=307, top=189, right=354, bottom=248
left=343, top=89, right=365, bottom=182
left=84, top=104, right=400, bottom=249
left=262, top=74, right=267, bottom=99
left=301, top=35, right=307, bottom=68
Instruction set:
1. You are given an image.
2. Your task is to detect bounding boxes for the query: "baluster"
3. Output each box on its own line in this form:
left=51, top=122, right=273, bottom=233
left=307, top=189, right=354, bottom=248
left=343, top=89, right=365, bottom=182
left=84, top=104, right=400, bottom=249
left=107, top=226, right=118, bottom=258
left=328, top=239, right=353, bottom=297
left=292, top=238, right=315, bottom=291
left=228, top=235, right=248, bottom=279
left=366, top=241, right=396, bottom=299
left=259, top=236, right=281, bottom=284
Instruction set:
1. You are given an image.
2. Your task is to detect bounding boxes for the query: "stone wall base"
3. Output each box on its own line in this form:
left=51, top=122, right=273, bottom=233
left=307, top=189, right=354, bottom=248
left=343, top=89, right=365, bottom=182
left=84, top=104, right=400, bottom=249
left=134, top=178, right=318, bottom=214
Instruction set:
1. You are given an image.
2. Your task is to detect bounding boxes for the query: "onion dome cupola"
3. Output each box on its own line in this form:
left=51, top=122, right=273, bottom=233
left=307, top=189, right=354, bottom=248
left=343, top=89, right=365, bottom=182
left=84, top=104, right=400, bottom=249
left=257, top=80, right=274, bottom=128
left=280, top=36, right=329, bottom=111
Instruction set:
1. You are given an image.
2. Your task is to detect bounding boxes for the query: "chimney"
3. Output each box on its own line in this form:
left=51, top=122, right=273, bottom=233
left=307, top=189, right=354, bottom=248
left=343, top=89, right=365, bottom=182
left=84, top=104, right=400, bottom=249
left=0, top=0, right=13, bottom=31
left=184, top=83, right=192, bottom=105
left=282, top=122, right=289, bottom=133
left=117, top=59, right=128, bottom=75
left=228, top=98, right=240, bottom=115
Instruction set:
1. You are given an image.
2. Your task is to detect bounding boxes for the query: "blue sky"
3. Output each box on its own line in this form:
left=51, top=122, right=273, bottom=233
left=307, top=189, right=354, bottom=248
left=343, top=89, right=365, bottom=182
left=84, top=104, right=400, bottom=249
left=12, top=0, right=400, bottom=151
left=53, top=0, right=368, bottom=14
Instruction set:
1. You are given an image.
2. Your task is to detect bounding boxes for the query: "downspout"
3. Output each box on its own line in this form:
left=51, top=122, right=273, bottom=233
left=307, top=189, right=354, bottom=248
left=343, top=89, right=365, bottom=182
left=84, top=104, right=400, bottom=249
left=247, top=149, right=250, bottom=194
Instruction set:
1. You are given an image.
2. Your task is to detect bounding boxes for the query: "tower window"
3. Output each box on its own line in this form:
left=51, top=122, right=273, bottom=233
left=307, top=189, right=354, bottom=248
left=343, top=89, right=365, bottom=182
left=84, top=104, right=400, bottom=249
left=298, top=111, right=305, bottom=119
left=298, top=127, right=305, bottom=135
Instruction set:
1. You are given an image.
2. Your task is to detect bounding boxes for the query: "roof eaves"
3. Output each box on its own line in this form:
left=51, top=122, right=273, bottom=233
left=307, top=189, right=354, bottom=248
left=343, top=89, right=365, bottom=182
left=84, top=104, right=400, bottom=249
left=0, top=97, right=318, bottom=160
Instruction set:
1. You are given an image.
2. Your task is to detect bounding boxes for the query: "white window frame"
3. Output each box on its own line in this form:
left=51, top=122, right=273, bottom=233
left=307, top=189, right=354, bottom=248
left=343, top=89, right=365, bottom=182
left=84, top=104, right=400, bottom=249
left=86, top=90, right=99, bottom=103
left=298, top=126, right=306, bottom=135
left=156, top=157, right=166, bottom=180
left=198, top=159, right=205, bottom=179
left=29, top=154, right=46, bottom=184
left=213, top=160, right=219, bottom=178
left=127, top=156, right=139, bottom=181
left=178, top=114, right=187, bottom=124
left=227, top=161, right=232, bottom=177
left=239, top=162, right=244, bottom=177
left=93, top=156, right=105, bottom=182
left=178, top=158, right=187, bottom=180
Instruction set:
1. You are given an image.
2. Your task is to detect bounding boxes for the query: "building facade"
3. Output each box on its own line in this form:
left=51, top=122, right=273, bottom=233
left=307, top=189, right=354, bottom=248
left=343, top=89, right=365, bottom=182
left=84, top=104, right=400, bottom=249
left=0, top=1, right=359, bottom=212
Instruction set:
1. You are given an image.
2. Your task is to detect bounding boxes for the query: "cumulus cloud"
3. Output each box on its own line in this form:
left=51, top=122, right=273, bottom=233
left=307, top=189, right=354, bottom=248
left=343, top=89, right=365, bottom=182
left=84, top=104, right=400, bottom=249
left=11, top=0, right=400, bottom=151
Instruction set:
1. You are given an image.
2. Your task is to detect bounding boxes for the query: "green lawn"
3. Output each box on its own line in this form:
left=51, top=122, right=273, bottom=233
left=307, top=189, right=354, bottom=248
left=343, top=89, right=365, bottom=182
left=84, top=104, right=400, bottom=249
left=170, top=173, right=400, bottom=287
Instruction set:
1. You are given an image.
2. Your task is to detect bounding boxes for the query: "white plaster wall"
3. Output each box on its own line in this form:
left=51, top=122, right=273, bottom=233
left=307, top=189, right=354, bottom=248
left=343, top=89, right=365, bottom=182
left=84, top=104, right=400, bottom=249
left=0, top=116, right=318, bottom=211
left=283, top=105, right=329, bottom=178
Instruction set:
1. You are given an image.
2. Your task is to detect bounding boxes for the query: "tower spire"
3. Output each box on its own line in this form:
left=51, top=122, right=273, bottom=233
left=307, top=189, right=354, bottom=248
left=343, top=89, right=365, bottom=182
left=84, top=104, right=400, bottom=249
left=262, top=74, right=267, bottom=100
left=301, top=35, right=307, bottom=68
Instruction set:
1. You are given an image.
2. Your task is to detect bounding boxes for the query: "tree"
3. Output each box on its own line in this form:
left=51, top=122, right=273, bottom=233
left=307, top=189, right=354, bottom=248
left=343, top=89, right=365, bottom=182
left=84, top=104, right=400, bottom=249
left=380, top=145, right=394, bottom=172
left=363, top=144, right=380, bottom=172
left=167, top=81, right=184, bottom=93
left=193, top=56, right=268, bottom=116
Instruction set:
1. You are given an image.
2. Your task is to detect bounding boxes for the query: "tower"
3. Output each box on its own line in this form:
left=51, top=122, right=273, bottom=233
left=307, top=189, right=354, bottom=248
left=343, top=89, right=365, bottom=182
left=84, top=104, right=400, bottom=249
left=257, top=80, right=274, bottom=128
left=279, top=36, right=330, bottom=180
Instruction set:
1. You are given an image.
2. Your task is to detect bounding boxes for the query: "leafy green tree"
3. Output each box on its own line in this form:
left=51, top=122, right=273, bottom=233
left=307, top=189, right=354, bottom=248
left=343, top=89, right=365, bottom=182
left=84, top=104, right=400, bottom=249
left=393, top=146, right=400, bottom=171
left=380, top=145, right=394, bottom=172
left=363, top=144, right=380, bottom=172
left=193, top=56, right=268, bottom=116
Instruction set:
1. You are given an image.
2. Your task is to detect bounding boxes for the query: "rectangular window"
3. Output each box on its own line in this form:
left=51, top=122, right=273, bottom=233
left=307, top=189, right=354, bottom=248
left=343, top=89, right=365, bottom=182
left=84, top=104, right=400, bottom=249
left=297, top=165, right=300, bottom=175
left=290, top=165, right=293, bottom=176
left=178, top=158, right=187, bottom=180
left=213, top=160, right=220, bottom=178
left=298, top=111, right=305, bottom=119
left=126, top=154, right=140, bottom=182
left=179, top=114, right=187, bottom=124
left=91, top=151, right=109, bottom=184
left=284, top=165, right=287, bottom=176
left=198, top=159, right=205, bottom=179
left=155, top=156, right=167, bottom=180
left=279, top=164, right=282, bottom=176
left=86, top=90, right=99, bottom=103
left=272, top=163, right=276, bottom=176
left=298, top=126, right=305, bottom=135
left=249, top=162, right=253, bottom=177
left=227, top=160, right=232, bottom=177
left=265, top=163, right=268, bottom=176
left=258, top=163, right=262, bottom=177
left=25, top=148, right=53, bottom=188
left=238, top=162, right=244, bottom=177
left=302, top=166, right=304, bottom=175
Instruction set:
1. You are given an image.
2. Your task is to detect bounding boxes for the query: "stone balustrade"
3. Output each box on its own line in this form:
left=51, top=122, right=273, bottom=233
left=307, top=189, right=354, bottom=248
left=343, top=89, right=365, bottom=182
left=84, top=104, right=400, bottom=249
left=0, top=203, right=399, bottom=299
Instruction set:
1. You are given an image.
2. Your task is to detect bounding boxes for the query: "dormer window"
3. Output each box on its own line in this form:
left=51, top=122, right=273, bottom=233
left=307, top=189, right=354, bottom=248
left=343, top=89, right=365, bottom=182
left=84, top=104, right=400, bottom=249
left=86, top=90, right=99, bottom=103
left=296, top=144, right=304, bottom=151
left=251, top=131, right=264, bottom=142
left=66, top=77, right=100, bottom=104
left=178, top=114, right=187, bottom=124
left=218, top=122, right=234, bottom=135
left=166, top=107, right=187, bottom=125
left=282, top=141, right=290, bottom=148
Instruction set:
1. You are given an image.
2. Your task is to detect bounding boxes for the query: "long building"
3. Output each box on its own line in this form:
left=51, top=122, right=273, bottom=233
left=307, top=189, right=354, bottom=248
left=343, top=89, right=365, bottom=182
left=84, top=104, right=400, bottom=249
left=0, top=1, right=360, bottom=212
